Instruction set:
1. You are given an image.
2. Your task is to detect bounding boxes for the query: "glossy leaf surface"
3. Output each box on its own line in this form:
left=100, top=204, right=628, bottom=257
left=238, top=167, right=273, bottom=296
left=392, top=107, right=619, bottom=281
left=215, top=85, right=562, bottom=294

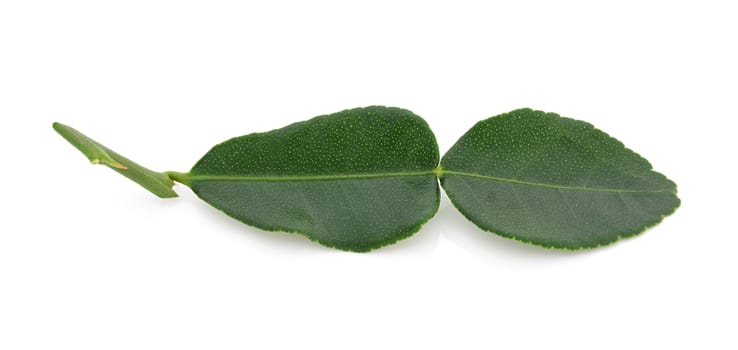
left=440, top=108, right=680, bottom=249
left=182, top=106, right=440, bottom=252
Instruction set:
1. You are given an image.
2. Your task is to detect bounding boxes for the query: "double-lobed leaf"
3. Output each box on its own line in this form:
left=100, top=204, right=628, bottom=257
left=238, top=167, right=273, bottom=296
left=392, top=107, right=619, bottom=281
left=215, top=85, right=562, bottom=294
left=54, top=106, right=680, bottom=252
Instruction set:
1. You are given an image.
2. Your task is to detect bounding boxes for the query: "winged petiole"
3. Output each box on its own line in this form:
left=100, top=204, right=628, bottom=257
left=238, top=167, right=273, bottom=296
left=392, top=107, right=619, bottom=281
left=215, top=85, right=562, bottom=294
left=53, top=122, right=179, bottom=198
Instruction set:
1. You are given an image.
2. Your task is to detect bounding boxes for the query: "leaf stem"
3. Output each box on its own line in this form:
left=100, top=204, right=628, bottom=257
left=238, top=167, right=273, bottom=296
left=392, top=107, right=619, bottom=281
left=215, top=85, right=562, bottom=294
left=165, top=171, right=193, bottom=187
left=53, top=122, right=179, bottom=198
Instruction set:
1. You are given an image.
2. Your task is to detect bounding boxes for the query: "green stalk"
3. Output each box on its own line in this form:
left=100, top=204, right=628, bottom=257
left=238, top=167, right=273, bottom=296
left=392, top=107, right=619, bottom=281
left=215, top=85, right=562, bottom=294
left=52, top=122, right=179, bottom=198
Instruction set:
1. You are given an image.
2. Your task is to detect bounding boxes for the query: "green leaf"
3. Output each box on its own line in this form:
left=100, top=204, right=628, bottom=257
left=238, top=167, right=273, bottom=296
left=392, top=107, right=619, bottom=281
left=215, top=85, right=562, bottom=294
left=53, top=122, right=178, bottom=198
left=53, top=106, right=680, bottom=252
left=439, top=108, right=680, bottom=249
left=171, top=106, right=440, bottom=252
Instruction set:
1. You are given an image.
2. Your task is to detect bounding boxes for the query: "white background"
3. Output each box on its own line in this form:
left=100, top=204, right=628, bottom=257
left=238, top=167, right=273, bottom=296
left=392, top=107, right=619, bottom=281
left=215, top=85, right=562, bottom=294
left=1, top=1, right=736, bottom=349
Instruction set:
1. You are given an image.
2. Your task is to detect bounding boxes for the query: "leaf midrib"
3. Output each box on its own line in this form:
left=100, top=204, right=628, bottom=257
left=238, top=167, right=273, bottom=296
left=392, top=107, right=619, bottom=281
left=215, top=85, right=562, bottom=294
left=173, top=170, right=435, bottom=185
left=441, top=170, right=672, bottom=193
left=171, top=170, right=672, bottom=193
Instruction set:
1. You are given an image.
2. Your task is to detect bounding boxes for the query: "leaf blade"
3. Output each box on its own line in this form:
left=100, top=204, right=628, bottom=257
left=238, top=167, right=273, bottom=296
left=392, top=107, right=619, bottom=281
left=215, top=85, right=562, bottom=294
left=188, top=106, right=440, bottom=251
left=193, top=175, right=439, bottom=251
left=440, top=108, right=679, bottom=249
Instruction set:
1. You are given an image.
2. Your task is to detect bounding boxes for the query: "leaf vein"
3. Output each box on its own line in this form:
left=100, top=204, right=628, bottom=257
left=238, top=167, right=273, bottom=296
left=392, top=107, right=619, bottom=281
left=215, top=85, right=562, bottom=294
left=183, top=171, right=436, bottom=183
left=442, top=170, right=671, bottom=193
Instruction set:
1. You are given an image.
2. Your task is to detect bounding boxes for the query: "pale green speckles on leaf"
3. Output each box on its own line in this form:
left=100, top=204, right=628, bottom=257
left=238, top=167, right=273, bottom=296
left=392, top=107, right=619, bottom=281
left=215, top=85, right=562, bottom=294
left=53, top=106, right=680, bottom=252
left=186, top=106, right=440, bottom=251
left=439, top=108, right=679, bottom=249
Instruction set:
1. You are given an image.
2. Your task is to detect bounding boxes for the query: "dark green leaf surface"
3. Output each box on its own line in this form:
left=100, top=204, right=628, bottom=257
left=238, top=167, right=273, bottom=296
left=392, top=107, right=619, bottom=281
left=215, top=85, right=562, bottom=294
left=182, top=106, right=440, bottom=252
left=440, top=108, right=680, bottom=249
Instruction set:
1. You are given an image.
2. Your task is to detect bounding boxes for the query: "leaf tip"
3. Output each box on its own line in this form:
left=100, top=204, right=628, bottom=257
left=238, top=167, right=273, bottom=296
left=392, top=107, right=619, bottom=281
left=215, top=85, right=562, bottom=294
left=52, top=121, right=67, bottom=134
